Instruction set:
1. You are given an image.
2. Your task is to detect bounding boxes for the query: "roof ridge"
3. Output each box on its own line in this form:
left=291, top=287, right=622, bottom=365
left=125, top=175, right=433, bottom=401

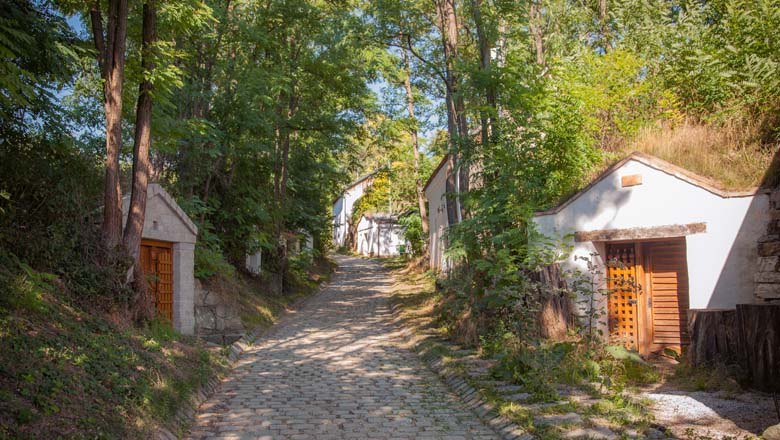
left=534, top=152, right=762, bottom=217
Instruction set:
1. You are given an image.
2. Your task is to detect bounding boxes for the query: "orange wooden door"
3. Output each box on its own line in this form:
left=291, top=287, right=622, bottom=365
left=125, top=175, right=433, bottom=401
left=645, top=240, right=690, bottom=352
left=606, top=243, right=640, bottom=350
left=140, top=240, right=174, bottom=322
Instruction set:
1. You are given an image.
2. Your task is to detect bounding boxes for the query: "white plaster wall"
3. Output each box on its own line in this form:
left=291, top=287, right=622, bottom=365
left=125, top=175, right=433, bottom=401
left=245, top=252, right=261, bottom=275
left=532, top=159, right=769, bottom=314
left=173, top=242, right=195, bottom=335
left=332, top=177, right=374, bottom=247
left=425, top=163, right=449, bottom=271
left=332, top=196, right=346, bottom=246
left=356, top=216, right=407, bottom=257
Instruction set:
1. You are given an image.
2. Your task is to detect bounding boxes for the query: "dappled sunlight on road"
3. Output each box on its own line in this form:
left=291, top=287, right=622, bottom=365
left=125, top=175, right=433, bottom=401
left=188, top=256, right=497, bottom=440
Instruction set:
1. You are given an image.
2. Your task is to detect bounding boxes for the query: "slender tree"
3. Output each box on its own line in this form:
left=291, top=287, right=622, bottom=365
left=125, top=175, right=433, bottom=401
left=400, top=43, right=430, bottom=248
left=434, top=0, right=467, bottom=225
left=124, top=0, right=157, bottom=318
left=90, top=0, right=129, bottom=249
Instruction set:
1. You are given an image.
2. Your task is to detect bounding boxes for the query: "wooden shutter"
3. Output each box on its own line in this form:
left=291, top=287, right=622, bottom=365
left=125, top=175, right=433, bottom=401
left=606, top=243, right=640, bottom=350
left=646, top=240, right=689, bottom=348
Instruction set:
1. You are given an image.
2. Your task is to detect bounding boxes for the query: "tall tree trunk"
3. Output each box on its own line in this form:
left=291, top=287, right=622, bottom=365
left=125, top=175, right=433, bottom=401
left=434, top=0, right=466, bottom=225
left=91, top=0, right=129, bottom=249
left=471, top=0, right=495, bottom=146
left=529, top=0, right=545, bottom=68
left=400, top=44, right=429, bottom=252
left=124, top=0, right=157, bottom=321
left=271, top=70, right=297, bottom=294
left=598, top=0, right=609, bottom=52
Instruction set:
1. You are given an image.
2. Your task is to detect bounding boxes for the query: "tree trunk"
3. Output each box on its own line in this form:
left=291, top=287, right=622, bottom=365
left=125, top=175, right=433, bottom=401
left=434, top=0, right=466, bottom=226
left=271, top=61, right=297, bottom=294
left=124, top=0, right=157, bottom=321
left=400, top=44, right=429, bottom=251
left=92, top=0, right=129, bottom=250
left=470, top=0, right=495, bottom=146
left=529, top=0, right=545, bottom=68
left=687, top=309, right=740, bottom=367
left=599, top=0, right=609, bottom=52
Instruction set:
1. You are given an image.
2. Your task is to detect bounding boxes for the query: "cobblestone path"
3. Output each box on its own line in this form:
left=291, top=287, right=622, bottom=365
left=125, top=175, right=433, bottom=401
left=189, top=256, right=498, bottom=440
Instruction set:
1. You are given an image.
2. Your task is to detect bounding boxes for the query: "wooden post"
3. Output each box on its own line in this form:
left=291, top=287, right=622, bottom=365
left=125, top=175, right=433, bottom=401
left=736, top=304, right=780, bottom=392
left=687, top=309, right=741, bottom=367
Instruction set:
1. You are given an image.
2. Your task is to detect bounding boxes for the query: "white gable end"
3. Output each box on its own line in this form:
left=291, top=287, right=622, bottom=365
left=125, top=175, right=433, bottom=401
left=534, top=157, right=769, bottom=310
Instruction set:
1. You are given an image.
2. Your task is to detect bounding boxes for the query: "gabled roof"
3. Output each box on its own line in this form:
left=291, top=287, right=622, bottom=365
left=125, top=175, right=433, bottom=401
left=344, top=166, right=386, bottom=193
left=122, top=183, right=198, bottom=235
left=534, top=152, right=762, bottom=217
left=423, top=154, right=450, bottom=193
left=333, top=167, right=386, bottom=205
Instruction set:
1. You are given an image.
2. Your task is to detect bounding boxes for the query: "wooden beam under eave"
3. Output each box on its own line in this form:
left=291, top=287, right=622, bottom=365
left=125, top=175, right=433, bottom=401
left=574, top=222, right=707, bottom=242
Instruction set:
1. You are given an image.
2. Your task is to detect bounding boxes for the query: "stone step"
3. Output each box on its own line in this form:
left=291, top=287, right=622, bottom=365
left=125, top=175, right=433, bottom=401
left=495, top=384, right=525, bottom=394
left=562, top=426, right=617, bottom=440
left=534, top=412, right=583, bottom=427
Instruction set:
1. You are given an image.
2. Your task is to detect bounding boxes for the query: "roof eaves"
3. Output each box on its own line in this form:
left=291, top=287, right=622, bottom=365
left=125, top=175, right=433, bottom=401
left=533, top=152, right=762, bottom=218
left=423, top=155, right=450, bottom=193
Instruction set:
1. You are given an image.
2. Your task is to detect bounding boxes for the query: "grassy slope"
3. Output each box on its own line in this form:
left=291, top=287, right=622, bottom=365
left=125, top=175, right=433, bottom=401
left=0, top=284, right=227, bottom=439
left=619, top=120, right=777, bottom=190
left=0, top=257, right=334, bottom=439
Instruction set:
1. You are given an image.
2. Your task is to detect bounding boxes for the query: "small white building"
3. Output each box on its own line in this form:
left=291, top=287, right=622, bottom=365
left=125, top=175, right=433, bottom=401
left=333, top=171, right=378, bottom=248
left=424, top=156, right=452, bottom=272
left=532, top=152, right=769, bottom=355
left=356, top=213, right=407, bottom=257
left=122, top=183, right=198, bottom=335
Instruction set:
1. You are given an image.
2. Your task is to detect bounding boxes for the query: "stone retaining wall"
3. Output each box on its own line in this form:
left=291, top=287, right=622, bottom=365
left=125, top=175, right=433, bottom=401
left=755, top=189, right=780, bottom=302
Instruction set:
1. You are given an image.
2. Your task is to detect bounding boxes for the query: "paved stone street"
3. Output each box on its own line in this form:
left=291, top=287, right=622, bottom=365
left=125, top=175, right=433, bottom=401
left=189, top=256, right=498, bottom=440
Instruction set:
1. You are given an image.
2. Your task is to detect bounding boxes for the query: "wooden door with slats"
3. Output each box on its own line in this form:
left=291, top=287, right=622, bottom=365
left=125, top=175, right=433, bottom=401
left=140, top=240, right=174, bottom=321
left=645, top=240, right=690, bottom=352
left=606, top=243, right=641, bottom=350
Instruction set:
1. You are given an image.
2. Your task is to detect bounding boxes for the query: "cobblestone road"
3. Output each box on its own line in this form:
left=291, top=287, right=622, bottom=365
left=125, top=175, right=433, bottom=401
left=189, top=256, right=498, bottom=440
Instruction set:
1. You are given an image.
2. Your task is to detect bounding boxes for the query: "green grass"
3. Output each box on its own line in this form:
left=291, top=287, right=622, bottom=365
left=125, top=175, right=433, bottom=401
left=0, top=270, right=228, bottom=439
left=383, top=258, right=658, bottom=439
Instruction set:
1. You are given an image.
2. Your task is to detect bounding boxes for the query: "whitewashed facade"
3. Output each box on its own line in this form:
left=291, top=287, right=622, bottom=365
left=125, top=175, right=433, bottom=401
left=356, top=213, right=408, bottom=257
left=424, top=156, right=451, bottom=272
left=532, top=153, right=768, bottom=352
left=332, top=172, right=376, bottom=248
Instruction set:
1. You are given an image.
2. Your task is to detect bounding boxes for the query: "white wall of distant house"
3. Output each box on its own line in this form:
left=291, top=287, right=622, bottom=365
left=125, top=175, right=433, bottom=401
left=356, top=215, right=407, bottom=257
left=532, top=159, right=768, bottom=313
left=425, top=162, right=449, bottom=271
left=332, top=177, right=374, bottom=248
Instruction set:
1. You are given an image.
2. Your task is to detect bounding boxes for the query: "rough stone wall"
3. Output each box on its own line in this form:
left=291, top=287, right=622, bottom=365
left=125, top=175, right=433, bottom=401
left=755, top=189, right=780, bottom=302
left=194, top=279, right=245, bottom=344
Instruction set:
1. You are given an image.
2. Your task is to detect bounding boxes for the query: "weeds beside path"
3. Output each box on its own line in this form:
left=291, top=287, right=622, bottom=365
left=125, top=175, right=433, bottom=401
left=384, top=258, right=777, bottom=440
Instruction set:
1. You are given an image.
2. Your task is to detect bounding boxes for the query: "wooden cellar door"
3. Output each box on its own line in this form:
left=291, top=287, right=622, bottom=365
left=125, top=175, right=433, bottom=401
left=140, top=240, right=174, bottom=321
left=645, top=240, right=690, bottom=352
left=606, top=243, right=640, bottom=350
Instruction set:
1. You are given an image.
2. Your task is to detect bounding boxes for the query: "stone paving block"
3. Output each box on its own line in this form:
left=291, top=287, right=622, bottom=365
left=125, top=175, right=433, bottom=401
left=187, top=256, right=499, bottom=440
left=533, top=412, right=584, bottom=427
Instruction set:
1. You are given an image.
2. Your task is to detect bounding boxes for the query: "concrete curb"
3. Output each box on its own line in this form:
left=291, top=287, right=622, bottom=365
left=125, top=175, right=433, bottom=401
left=154, top=284, right=323, bottom=439
left=388, top=300, right=534, bottom=440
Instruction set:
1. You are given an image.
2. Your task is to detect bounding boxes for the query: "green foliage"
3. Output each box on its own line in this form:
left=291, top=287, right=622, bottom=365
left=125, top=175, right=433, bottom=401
left=398, top=211, right=424, bottom=256
left=351, top=169, right=392, bottom=223
left=0, top=1, right=80, bottom=130
left=0, top=277, right=227, bottom=438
